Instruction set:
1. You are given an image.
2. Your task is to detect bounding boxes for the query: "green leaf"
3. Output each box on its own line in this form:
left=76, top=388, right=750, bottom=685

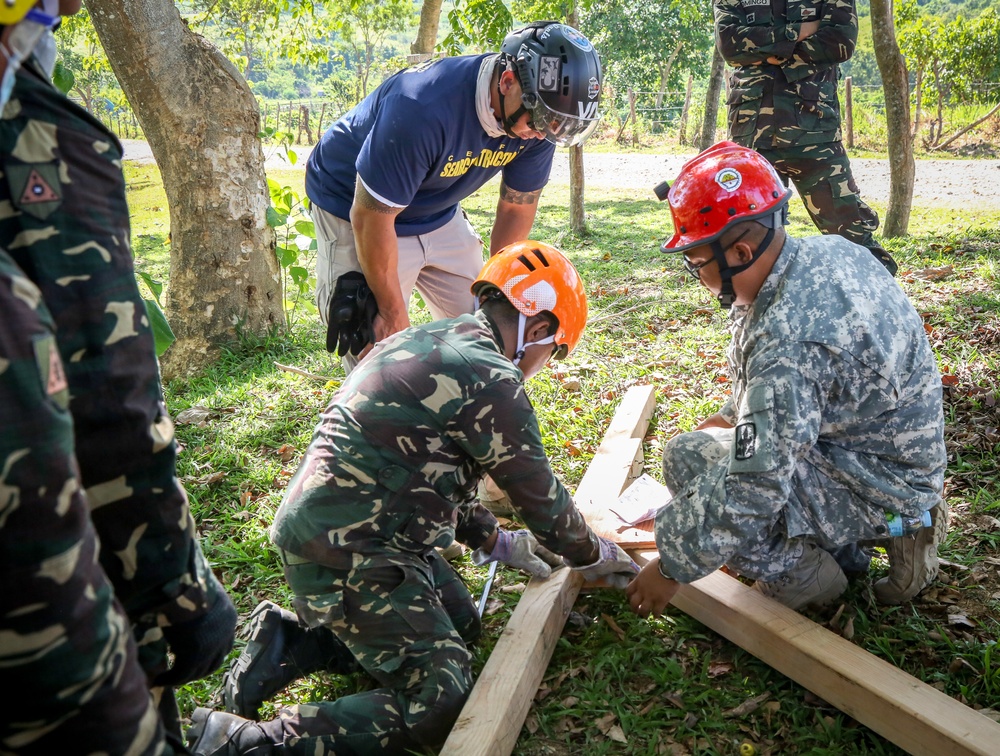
left=52, top=62, right=75, bottom=95
left=136, top=270, right=164, bottom=301
left=294, top=220, right=316, bottom=236
left=267, top=206, right=288, bottom=228
left=276, top=245, right=298, bottom=267
left=142, top=297, right=175, bottom=357
left=289, top=265, right=309, bottom=285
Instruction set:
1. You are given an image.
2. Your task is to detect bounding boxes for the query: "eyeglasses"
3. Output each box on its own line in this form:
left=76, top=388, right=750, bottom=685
left=682, top=256, right=716, bottom=280
left=522, top=94, right=600, bottom=147
left=681, top=228, right=752, bottom=281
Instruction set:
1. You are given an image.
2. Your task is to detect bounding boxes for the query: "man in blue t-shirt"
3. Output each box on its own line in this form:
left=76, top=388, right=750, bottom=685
left=306, top=21, right=603, bottom=367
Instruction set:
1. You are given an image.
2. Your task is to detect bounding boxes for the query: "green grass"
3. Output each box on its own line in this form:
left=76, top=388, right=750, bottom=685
left=129, top=159, right=1000, bottom=753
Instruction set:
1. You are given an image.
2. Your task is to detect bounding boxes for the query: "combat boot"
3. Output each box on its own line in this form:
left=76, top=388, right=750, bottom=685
left=868, top=246, right=898, bottom=277
left=223, top=601, right=358, bottom=719
left=752, top=543, right=848, bottom=610
left=186, top=708, right=274, bottom=755
left=874, top=500, right=948, bottom=605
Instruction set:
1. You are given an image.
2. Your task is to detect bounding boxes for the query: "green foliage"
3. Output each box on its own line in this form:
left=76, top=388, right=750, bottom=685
left=261, top=129, right=319, bottom=328
left=136, top=271, right=176, bottom=357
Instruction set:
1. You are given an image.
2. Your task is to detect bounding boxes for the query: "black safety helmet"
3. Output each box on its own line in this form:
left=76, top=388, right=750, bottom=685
left=499, top=21, right=602, bottom=147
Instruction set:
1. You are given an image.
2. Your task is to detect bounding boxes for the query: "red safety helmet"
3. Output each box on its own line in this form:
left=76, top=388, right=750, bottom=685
left=660, top=141, right=791, bottom=254
left=473, top=241, right=588, bottom=359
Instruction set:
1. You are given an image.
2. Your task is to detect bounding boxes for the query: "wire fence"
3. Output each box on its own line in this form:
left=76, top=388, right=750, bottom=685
left=83, top=79, right=1000, bottom=151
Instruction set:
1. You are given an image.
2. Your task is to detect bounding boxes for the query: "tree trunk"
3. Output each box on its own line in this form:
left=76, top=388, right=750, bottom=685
left=698, top=44, right=726, bottom=151
left=85, top=0, right=283, bottom=379
left=870, top=0, right=914, bottom=238
left=411, top=0, right=443, bottom=55
left=567, top=4, right=586, bottom=235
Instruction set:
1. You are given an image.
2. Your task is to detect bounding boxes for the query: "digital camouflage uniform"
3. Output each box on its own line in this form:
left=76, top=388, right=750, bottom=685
left=0, top=59, right=229, bottom=742
left=715, top=0, right=881, bottom=251
left=654, top=235, right=945, bottom=583
left=267, top=309, right=601, bottom=753
left=0, top=249, right=167, bottom=754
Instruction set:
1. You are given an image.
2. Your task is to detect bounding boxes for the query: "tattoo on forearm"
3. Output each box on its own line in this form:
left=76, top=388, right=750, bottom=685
left=355, top=182, right=398, bottom=214
left=499, top=181, right=541, bottom=206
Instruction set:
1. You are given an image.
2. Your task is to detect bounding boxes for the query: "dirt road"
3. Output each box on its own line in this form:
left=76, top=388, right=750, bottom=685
left=121, top=139, right=1000, bottom=210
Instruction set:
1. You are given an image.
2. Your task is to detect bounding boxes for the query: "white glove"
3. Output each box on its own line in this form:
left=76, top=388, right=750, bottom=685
left=473, top=529, right=555, bottom=578
left=569, top=537, right=640, bottom=589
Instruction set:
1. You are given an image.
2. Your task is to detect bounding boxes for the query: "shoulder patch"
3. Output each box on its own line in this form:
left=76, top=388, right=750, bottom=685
left=7, top=162, right=62, bottom=220
left=734, top=421, right=757, bottom=460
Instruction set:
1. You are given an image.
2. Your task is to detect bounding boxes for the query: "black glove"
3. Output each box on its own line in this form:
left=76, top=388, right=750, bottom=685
left=153, top=589, right=238, bottom=687
left=326, top=271, right=379, bottom=357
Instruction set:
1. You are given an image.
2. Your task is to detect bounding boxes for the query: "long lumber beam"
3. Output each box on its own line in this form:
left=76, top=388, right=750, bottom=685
left=440, top=384, right=657, bottom=756
left=627, top=551, right=1000, bottom=755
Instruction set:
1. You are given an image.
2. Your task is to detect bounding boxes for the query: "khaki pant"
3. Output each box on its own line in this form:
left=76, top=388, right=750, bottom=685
left=313, top=205, right=485, bottom=328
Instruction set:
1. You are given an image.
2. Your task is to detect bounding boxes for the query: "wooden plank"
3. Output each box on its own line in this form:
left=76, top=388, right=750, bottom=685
left=630, top=551, right=1000, bottom=756
left=441, top=384, right=656, bottom=756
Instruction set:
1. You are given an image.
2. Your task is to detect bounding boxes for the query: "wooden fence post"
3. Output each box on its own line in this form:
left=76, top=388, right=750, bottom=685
left=629, top=88, right=638, bottom=148
left=844, top=76, right=854, bottom=149
left=678, top=74, right=694, bottom=146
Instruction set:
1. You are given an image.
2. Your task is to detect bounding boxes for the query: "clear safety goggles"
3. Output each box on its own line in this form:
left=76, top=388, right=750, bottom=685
left=523, top=94, right=600, bottom=147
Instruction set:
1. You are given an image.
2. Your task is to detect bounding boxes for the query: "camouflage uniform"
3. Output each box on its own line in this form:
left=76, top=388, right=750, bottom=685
left=0, top=249, right=167, bottom=754
left=0, top=60, right=231, bottom=742
left=266, top=309, right=601, bottom=752
left=655, top=235, right=945, bottom=583
left=715, top=0, right=881, bottom=250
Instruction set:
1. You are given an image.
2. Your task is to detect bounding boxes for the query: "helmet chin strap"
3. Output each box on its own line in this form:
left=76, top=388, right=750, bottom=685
left=496, top=59, right=528, bottom=138
left=512, top=312, right=555, bottom=366
left=713, top=224, right=777, bottom=309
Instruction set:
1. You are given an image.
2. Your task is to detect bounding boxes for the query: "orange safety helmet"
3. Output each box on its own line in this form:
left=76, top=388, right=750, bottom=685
left=473, top=240, right=588, bottom=359
left=0, top=0, right=40, bottom=24
left=659, top=141, right=791, bottom=254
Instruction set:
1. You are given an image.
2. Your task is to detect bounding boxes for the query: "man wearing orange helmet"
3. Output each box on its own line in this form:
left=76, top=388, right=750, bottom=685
left=626, top=142, right=945, bottom=617
left=187, top=242, right=638, bottom=755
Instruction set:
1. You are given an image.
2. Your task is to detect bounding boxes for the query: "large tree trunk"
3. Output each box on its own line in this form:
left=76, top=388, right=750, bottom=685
left=85, top=0, right=283, bottom=379
left=411, top=0, right=443, bottom=55
left=699, top=44, right=726, bottom=151
left=870, top=0, right=914, bottom=238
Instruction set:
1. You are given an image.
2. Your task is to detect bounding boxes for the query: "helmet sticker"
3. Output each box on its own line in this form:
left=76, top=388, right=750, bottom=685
left=562, top=26, right=594, bottom=51
left=715, top=168, right=743, bottom=192
left=539, top=56, right=561, bottom=92
left=588, top=77, right=600, bottom=100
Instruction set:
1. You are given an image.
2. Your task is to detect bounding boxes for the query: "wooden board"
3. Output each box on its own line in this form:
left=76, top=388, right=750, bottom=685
left=628, top=551, right=1000, bottom=756
left=440, top=384, right=657, bottom=756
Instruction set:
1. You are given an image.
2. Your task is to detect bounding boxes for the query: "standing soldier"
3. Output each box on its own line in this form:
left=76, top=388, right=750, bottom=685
left=187, top=242, right=639, bottom=754
left=714, top=0, right=898, bottom=275
left=0, top=1, right=236, bottom=748
left=0, top=249, right=167, bottom=753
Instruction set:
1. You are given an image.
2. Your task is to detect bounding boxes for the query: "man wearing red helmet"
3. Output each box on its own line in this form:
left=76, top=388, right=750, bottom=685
left=627, top=142, right=945, bottom=617
left=188, top=242, right=638, bottom=755
left=714, top=0, right=897, bottom=276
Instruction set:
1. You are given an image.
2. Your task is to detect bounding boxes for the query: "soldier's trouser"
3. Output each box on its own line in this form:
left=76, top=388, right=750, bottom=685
left=661, top=427, right=888, bottom=581
left=757, top=143, right=880, bottom=251
left=313, top=205, right=485, bottom=372
left=273, top=548, right=481, bottom=753
left=0, top=252, right=167, bottom=755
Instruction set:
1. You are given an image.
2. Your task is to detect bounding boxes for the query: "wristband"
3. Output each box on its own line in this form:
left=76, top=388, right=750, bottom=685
left=657, top=560, right=673, bottom=581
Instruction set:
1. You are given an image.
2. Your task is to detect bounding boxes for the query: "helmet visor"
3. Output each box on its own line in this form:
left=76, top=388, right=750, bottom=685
left=524, top=95, right=600, bottom=147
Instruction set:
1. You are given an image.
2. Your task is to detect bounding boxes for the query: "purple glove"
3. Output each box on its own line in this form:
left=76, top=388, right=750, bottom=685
left=472, top=529, right=556, bottom=578
left=569, top=536, right=640, bottom=589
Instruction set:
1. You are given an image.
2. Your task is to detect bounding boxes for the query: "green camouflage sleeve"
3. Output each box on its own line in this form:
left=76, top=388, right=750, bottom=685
left=714, top=0, right=799, bottom=66
left=0, top=251, right=166, bottom=752
left=449, top=378, right=600, bottom=567
left=0, top=64, right=218, bottom=646
left=788, top=0, right=858, bottom=71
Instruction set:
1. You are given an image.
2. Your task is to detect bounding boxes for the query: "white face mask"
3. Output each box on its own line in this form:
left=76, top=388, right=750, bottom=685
left=0, top=7, right=59, bottom=111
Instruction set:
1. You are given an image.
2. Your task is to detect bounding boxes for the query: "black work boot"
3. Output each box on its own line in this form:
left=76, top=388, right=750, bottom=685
left=186, top=708, right=274, bottom=755
left=223, top=601, right=358, bottom=719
